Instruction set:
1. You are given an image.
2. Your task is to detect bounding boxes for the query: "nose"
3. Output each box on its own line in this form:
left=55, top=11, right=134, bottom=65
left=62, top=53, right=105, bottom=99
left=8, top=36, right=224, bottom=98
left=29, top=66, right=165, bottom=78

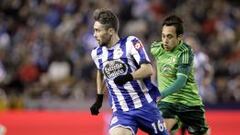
left=163, top=38, right=169, bottom=44
left=93, top=32, right=97, bottom=38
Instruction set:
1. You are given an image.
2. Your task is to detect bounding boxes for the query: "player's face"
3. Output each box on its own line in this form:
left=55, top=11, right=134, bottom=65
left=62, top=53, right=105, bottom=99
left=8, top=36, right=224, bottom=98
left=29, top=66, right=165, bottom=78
left=93, top=21, right=112, bottom=46
left=161, top=25, right=181, bottom=51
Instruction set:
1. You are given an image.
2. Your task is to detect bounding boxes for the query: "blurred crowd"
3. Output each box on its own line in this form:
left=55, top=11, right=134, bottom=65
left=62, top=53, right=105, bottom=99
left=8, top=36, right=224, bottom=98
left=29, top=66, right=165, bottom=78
left=0, top=0, right=240, bottom=110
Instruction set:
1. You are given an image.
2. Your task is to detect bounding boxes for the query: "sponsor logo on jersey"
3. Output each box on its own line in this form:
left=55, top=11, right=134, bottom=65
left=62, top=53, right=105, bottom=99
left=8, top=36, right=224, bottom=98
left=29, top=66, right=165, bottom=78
left=103, top=60, right=127, bottom=79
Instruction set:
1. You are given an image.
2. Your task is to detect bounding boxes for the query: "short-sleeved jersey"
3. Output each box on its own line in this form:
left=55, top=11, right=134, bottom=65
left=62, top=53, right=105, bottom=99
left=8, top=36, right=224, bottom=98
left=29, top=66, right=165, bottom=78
left=151, top=41, right=203, bottom=106
left=91, top=36, right=160, bottom=112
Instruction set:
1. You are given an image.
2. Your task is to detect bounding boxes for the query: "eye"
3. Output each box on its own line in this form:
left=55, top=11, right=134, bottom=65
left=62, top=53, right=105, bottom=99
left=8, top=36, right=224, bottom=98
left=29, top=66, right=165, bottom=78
left=167, top=35, right=173, bottom=39
left=94, top=29, right=101, bottom=34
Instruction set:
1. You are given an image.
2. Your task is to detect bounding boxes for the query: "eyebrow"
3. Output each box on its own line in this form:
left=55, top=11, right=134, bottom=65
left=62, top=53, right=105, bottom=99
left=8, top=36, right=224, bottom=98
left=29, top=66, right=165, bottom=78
left=162, top=33, right=174, bottom=36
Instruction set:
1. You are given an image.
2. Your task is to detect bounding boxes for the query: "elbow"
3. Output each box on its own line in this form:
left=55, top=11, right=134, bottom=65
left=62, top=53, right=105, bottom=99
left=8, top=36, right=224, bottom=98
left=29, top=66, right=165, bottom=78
left=177, top=76, right=187, bottom=89
left=148, top=66, right=153, bottom=76
left=137, top=63, right=153, bottom=79
left=145, top=64, right=153, bottom=77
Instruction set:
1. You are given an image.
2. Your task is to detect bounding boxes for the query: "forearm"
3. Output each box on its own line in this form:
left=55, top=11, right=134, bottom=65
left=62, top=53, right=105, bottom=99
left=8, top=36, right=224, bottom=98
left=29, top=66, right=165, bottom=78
left=161, top=75, right=187, bottom=98
left=161, top=63, right=191, bottom=98
left=96, top=70, right=105, bottom=94
left=131, top=63, right=153, bottom=80
left=91, top=70, right=105, bottom=115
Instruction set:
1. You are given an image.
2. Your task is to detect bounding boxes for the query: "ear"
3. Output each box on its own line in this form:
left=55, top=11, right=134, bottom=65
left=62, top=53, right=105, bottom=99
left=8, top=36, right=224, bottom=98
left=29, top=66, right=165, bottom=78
left=177, top=34, right=183, bottom=42
left=108, top=28, right=114, bottom=35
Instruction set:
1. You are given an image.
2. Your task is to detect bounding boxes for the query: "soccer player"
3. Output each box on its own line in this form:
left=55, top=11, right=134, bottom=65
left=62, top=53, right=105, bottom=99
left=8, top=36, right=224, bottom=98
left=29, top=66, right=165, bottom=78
left=90, top=8, right=168, bottom=135
left=150, top=15, right=209, bottom=135
left=185, top=35, right=216, bottom=104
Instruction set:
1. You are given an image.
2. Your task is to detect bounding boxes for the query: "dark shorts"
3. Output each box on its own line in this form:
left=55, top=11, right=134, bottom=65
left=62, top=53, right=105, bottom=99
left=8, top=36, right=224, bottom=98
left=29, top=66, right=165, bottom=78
left=158, top=101, right=209, bottom=135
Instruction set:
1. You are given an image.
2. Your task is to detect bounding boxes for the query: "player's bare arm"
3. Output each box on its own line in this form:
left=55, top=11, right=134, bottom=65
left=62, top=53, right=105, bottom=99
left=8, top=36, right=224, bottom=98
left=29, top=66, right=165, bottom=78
left=90, top=70, right=106, bottom=115
left=131, top=63, right=153, bottom=80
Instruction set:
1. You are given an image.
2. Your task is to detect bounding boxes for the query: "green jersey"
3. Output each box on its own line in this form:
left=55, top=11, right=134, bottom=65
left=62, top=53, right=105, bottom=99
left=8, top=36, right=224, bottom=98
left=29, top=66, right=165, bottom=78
left=151, top=41, right=203, bottom=106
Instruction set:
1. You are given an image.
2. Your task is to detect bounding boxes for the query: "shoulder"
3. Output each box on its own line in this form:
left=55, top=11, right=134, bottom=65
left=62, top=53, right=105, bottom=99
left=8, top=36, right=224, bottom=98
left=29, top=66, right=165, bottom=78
left=91, top=46, right=101, bottom=59
left=127, top=36, right=139, bottom=41
left=178, top=42, right=194, bottom=63
left=126, top=36, right=144, bottom=44
left=178, top=42, right=192, bottom=54
left=91, top=46, right=99, bottom=54
left=125, top=36, right=144, bottom=49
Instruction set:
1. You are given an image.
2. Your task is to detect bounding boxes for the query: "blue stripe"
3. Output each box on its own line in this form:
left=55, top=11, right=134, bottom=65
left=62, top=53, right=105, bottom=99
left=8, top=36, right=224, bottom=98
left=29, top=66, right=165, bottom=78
left=105, top=37, right=133, bottom=111
left=108, top=37, right=134, bottom=109
left=97, top=47, right=103, bottom=69
left=128, top=38, right=149, bottom=104
left=143, top=78, right=161, bottom=102
left=107, top=82, right=122, bottom=111
left=97, top=47, right=122, bottom=111
left=131, top=38, right=148, bottom=64
left=118, top=37, right=135, bottom=110
left=108, top=49, right=114, bottom=60
left=130, top=80, right=147, bottom=104
left=131, top=55, right=140, bottom=69
left=121, top=39, right=146, bottom=108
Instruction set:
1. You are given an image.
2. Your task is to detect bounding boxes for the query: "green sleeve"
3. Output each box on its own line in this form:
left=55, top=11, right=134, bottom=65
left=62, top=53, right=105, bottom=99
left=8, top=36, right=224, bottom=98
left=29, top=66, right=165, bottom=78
left=161, top=64, right=191, bottom=98
left=161, top=75, right=187, bottom=98
left=150, top=41, right=162, bottom=57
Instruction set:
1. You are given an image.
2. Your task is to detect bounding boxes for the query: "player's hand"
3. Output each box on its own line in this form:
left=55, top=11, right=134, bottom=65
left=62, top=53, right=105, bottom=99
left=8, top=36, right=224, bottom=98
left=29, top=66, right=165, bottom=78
left=114, top=73, right=133, bottom=85
left=90, top=94, right=104, bottom=115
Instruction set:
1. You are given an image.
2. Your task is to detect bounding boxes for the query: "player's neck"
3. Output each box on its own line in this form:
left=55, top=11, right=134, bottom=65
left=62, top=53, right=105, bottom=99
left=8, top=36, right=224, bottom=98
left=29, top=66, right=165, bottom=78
left=107, top=34, right=120, bottom=48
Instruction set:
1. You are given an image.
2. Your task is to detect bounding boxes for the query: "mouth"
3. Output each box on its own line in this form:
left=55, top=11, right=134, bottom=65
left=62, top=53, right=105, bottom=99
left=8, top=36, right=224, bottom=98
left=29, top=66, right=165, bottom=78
left=163, top=44, right=168, bottom=49
left=96, top=39, right=100, bottom=43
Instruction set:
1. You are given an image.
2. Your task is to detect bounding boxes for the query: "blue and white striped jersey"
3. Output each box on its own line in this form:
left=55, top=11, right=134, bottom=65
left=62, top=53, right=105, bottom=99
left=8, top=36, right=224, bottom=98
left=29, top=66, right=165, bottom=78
left=91, top=36, right=160, bottom=112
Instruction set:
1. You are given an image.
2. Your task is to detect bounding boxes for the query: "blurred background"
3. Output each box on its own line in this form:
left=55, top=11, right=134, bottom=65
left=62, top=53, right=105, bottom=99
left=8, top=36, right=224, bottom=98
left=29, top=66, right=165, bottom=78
left=0, top=0, right=240, bottom=135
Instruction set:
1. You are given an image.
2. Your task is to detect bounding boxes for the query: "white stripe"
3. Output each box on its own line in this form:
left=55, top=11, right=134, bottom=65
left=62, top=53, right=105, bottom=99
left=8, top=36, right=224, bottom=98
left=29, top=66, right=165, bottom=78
left=138, top=80, right=153, bottom=103
left=101, top=47, right=109, bottom=64
left=91, top=49, right=99, bottom=69
left=112, top=101, right=117, bottom=112
left=127, top=39, right=141, bottom=64
left=128, top=63, right=143, bottom=108
left=102, top=43, right=130, bottom=111
left=144, top=92, right=153, bottom=103
left=109, top=81, right=129, bottom=111
left=124, top=83, right=142, bottom=109
left=110, top=93, right=117, bottom=112
left=127, top=36, right=150, bottom=64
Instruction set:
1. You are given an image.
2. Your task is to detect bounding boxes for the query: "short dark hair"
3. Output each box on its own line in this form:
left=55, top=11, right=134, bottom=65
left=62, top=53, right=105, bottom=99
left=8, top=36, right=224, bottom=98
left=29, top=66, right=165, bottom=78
left=162, top=15, right=184, bottom=36
left=93, top=8, right=119, bottom=32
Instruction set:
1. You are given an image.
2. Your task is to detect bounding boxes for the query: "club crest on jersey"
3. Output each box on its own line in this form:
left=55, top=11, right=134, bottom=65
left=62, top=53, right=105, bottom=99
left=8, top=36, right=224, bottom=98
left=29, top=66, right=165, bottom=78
left=170, top=57, right=176, bottom=63
left=114, top=48, right=123, bottom=58
left=103, top=60, right=127, bottom=79
left=160, top=63, right=175, bottom=77
left=134, top=42, right=143, bottom=50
